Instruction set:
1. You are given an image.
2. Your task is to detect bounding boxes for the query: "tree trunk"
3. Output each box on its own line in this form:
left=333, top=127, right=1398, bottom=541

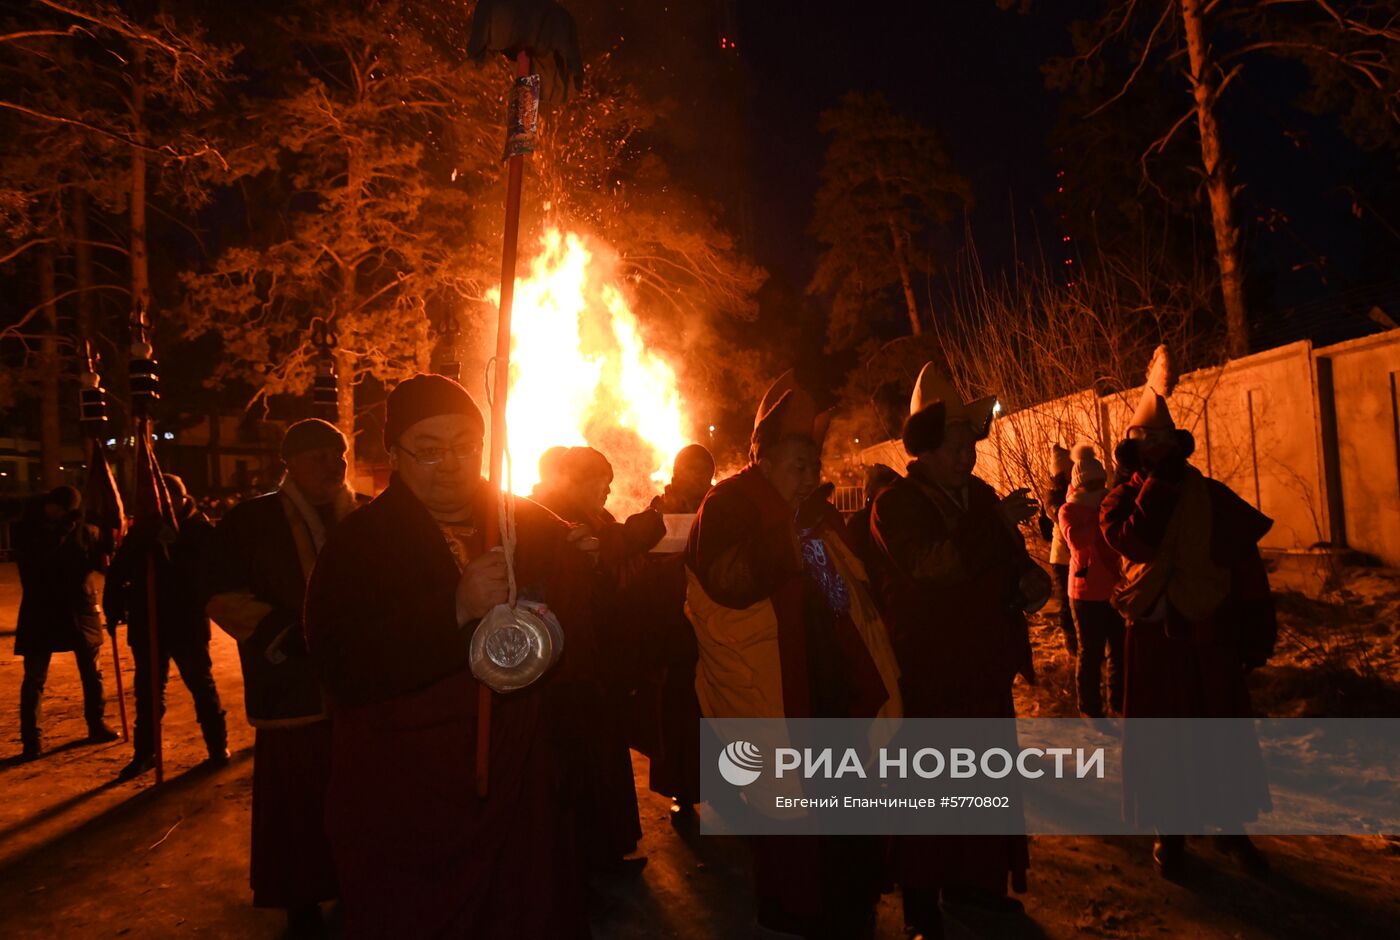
left=335, top=346, right=356, bottom=479
left=73, top=189, right=97, bottom=345
left=1181, top=0, right=1250, bottom=357
left=38, top=246, right=62, bottom=489
left=130, top=46, right=151, bottom=329
left=887, top=219, right=923, bottom=335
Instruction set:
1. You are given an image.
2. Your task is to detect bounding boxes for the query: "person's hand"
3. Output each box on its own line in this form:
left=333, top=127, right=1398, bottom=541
left=1113, top=439, right=1141, bottom=482
left=1150, top=450, right=1188, bottom=484
left=565, top=524, right=601, bottom=565
left=456, top=547, right=509, bottom=624
left=998, top=487, right=1038, bottom=527
left=624, top=508, right=666, bottom=550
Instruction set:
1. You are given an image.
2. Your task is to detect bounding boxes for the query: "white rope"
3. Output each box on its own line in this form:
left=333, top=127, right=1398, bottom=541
left=485, top=356, right=519, bottom=608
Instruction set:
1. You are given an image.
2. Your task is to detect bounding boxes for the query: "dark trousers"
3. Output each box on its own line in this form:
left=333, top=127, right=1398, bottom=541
left=130, top=640, right=226, bottom=759
left=1054, top=564, right=1077, bottom=653
left=20, top=647, right=107, bottom=747
left=1071, top=599, right=1126, bottom=716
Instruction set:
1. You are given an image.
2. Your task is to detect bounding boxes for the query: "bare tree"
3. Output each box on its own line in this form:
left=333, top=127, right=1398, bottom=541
left=1036, top=0, right=1400, bottom=356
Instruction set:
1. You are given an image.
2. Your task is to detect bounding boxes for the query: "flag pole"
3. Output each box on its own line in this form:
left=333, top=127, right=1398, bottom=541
left=478, top=48, right=534, bottom=800
left=110, top=630, right=130, bottom=742
left=130, top=322, right=165, bottom=785
left=80, top=349, right=130, bottom=744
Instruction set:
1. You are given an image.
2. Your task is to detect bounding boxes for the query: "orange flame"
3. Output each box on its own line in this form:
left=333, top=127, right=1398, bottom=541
left=489, top=229, right=688, bottom=515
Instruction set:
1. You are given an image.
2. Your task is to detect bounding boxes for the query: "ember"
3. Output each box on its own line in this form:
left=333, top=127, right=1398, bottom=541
left=489, top=228, right=688, bottom=514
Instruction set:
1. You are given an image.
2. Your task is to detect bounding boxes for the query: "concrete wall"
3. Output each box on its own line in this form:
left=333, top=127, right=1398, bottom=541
left=856, top=332, right=1399, bottom=564
left=1317, top=333, right=1400, bottom=566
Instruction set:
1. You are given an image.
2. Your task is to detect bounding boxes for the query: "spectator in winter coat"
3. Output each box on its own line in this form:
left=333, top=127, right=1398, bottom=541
left=14, top=486, right=117, bottom=760
left=1057, top=444, right=1125, bottom=718
left=1044, top=443, right=1077, bottom=654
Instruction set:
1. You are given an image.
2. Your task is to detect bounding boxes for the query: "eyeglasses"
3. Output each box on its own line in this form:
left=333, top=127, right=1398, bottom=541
left=396, top=443, right=482, bottom=467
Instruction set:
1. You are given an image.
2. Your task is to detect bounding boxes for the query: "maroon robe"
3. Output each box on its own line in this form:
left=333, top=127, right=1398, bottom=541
left=531, top=492, right=660, bottom=864
left=304, top=478, right=591, bottom=938
left=1100, top=468, right=1275, bottom=829
left=626, top=486, right=705, bottom=806
left=688, top=466, right=890, bottom=934
left=869, top=463, right=1034, bottom=896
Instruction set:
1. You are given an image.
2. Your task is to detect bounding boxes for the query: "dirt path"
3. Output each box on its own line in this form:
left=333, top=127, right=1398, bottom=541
left=1, top=563, right=1396, bottom=938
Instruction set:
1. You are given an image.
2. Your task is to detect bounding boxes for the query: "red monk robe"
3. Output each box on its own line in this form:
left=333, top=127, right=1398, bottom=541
left=1100, top=464, right=1275, bottom=831
left=635, top=482, right=704, bottom=809
left=304, top=477, right=592, bottom=938
left=870, top=462, right=1036, bottom=903
left=532, top=450, right=661, bottom=868
left=687, top=464, right=902, bottom=937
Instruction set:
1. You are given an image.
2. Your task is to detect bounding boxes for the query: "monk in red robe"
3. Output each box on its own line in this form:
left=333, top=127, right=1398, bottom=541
left=304, top=374, right=593, bottom=938
left=1100, top=388, right=1275, bottom=880
left=640, top=444, right=715, bottom=817
left=686, top=373, right=903, bottom=938
left=869, top=363, right=1048, bottom=937
left=533, top=445, right=663, bottom=871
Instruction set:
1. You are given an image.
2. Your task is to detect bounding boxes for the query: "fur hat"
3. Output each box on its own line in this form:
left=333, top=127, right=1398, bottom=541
left=752, top=371, right=832, bottom=459
left=908, top=362, right=997, bottom=443
left=42, top=485, right=82, bottom=513
left=1069, top=443, right=1106, bottom=491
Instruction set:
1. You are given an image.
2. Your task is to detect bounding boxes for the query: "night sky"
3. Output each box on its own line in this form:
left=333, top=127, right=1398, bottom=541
left=597, top=0, right=1400, bottom=344
left=734, top=0, right=1075, bottom=288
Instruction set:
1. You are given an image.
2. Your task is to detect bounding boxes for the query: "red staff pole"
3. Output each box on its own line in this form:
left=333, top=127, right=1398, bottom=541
left=88, top=433, right=129, bottom=744
left=142, top=415, right=164, bottom=785
left=478, top=49, right=533, bottom=799
left=110, top=631, right=129, bottom=742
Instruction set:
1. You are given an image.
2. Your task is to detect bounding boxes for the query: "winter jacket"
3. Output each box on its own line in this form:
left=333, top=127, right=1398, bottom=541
left=13, top=505, right=105, bottom=656
left=1058, top=489, right=1121, bottom=602
left=104, top=498, right=216, bottom=651
left=1046, top=471, right=1071, bottom=566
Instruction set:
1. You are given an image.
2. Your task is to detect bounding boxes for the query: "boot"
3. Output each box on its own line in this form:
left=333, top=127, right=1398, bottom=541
left=87, top=723, right=120, bottom=744
left=198, top=704, right=229, bottom=768
left=1153, top=834, right=1186, bottom=880
left=117, top=754, right=156, bottom=781
left=1215, top=834, right=1270, bottom=876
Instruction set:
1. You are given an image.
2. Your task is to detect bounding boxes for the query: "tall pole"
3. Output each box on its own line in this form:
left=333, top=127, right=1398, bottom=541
left=130, top=327, right=165, bottom=785
left=478, top=49, right=534, bottom=800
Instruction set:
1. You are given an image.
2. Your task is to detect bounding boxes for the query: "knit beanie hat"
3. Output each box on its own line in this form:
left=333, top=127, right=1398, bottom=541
left=43, top=485, right=82, bottom=513
left=1070, top=443, right=1107, bottom=491
left=281, top=418, right=347, bottom=459
left=383, top=374, right=484, bottom=449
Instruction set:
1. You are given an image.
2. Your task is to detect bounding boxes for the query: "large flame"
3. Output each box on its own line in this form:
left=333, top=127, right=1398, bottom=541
left=489, top=229, right=688, bottom=515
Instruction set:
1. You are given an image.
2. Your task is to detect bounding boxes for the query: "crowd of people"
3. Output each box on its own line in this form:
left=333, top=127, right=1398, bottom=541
left=9, top=362, right=1278, bottom=939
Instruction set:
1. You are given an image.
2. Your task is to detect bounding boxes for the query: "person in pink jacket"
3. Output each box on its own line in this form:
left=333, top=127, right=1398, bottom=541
left=1057, top=444, right=1125, bottom=717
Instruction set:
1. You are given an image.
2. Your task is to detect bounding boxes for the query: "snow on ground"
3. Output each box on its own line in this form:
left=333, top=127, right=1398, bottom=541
left=0, top=562, right=1397, bottom=938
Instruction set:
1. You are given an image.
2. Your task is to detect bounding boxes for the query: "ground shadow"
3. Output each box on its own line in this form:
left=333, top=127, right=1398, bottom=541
left=0, top=745, right=252, bottom=882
